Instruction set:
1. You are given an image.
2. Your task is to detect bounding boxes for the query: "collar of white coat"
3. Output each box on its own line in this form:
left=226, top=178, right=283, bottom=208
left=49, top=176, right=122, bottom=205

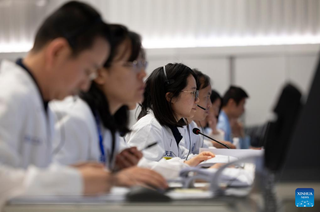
left=0, top=60, right=45, bottom=113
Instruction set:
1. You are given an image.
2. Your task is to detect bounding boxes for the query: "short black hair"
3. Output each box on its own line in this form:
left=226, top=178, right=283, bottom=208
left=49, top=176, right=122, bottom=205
left=210, top=89, right=223, bottom=116
left=193, top=69, right=210, bottom=89
left=32, top=1, right=111, bottom=56
left=222, top=86, right=249, bottom=107
left=80, top=25, right=143, bottom=136
left=138, top=63, right=198, bottom=127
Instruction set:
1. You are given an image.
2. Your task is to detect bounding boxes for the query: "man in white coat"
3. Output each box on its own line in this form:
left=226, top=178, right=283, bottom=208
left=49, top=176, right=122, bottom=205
left=0, top=1, right=169, bottom=208
left=0, top=1, right=111, bottom=202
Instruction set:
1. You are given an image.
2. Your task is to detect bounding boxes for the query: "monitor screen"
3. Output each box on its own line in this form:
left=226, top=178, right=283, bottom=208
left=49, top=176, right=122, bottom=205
left=279, top=54, right=320, bottom=182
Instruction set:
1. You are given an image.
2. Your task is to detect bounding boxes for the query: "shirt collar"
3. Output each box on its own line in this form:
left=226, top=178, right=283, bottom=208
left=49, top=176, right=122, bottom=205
left=167, top=125, right=183, bottom=145
left=16, top=58, right=48, bottom=112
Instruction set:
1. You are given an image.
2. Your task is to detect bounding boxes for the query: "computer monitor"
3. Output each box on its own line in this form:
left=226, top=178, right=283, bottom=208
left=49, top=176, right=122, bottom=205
left=263, top=83, right=303, bottom=173
left=279, top=54, right=320, bottom=182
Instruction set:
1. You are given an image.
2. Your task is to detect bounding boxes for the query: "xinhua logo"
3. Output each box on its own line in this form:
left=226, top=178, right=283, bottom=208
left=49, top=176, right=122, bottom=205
left=295, top=188, right=314, bottom=207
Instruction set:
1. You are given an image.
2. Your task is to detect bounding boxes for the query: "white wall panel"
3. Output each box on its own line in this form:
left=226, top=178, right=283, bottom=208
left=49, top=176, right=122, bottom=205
left=1, top=0, right=319, bottom=127
left=180, top=58, right=230, bottom=95
left=286, top=54, right=318, bottom=96
left=235, top=56, right=287, bottom=126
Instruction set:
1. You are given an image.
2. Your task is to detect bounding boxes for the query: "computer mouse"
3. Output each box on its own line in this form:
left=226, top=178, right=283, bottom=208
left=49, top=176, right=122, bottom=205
left=126, top=186, right=172, bottom=202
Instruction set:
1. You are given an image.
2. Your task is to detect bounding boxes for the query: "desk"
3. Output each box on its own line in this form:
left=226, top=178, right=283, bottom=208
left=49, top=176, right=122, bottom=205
left=4, top=201, right=233, bottom=212
left=3, top=183, right=320, bottom=212
left=275, top=183, right=320, bottom=212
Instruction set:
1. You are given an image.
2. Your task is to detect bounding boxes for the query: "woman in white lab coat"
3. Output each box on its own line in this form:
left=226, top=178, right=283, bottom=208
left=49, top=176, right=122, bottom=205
left=52, top=25, right=167, bottom=189
left=179, top=69, right=211, bottom=154
left=127, top=63, right=215, bottom=176
left=179, top=70, right=235, bottom=152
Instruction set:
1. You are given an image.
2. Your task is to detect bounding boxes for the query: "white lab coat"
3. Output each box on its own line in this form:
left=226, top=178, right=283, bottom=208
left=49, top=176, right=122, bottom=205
left=51, top=97, right=120, bottom=170
left=0, top=60, right=82, bottom=207
left=126, top=112, right=190, bottom=179
left=127, top=112, right=193, bottom=160
left=179, top=121, right=208, bottom=154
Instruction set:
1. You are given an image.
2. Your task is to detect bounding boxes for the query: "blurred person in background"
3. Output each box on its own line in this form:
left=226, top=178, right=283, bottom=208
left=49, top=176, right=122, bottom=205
left=217, top=86, right=251, bottom=149
left=200, top=90, right=236, bottom=149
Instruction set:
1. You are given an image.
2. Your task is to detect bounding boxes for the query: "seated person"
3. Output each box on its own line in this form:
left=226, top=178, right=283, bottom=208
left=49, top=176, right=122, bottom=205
left=178, top=69, right=211, bottom=154
left=201, top=90, right=236, bottom=149
left=52, top=26, right=167, bottom=189
left=217, top=86, right=251, bottom=149
left=0, top=1, right=114, bottom=204
left=126, top=63, right=215, bottom=179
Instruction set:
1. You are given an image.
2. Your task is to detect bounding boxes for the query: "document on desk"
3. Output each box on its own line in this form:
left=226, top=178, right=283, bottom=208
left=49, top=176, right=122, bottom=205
left=200, top=148, right=264, bottom=159
left=8, top=187, right=129, bottom=204
left=167, top=189, right=213, bottom=200
left=198, top=155, right=238, bottom=167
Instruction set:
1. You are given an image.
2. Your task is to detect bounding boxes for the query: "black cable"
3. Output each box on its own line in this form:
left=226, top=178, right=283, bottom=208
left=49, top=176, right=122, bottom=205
left=185, top=119, right=191, bottom=160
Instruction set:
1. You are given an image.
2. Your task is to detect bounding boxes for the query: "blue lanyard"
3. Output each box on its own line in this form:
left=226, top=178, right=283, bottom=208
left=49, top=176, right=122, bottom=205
left=94, top=112, right=106, bottom=163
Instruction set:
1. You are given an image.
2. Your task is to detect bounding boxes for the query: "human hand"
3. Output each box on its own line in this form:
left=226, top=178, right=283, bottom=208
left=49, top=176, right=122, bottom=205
left=250, top=146, right=262, bottom=150
left=208, top=115, right=219, bottom=134
left=231, top=120, right=245, bottom=138
left=115, top=147, right=143, bottom=170
left=71, top=161, right=105, bottom=168
left=212, top=140, right=236, bottom=149
left=76, top=163, right=113, bottom=195
left=113, top=167, right=168, bottom=189
left=184, top=151, right=215, bottom=167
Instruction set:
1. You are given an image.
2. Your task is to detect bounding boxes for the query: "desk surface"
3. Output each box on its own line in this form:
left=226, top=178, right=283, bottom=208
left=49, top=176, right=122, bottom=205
left=4, top=201, right=232, bottom=212
left=4, top=183, right=320, bottom=212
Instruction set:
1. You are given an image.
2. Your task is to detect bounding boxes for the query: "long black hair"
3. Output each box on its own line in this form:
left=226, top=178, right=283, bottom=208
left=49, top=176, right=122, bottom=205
left=138, top=63, right=198, bottom=127
left=80, top=25, right=143, bottom=135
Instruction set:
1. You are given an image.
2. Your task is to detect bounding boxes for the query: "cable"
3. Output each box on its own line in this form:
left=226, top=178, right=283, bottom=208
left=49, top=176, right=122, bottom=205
left=185, top=118, right=192, bottom=160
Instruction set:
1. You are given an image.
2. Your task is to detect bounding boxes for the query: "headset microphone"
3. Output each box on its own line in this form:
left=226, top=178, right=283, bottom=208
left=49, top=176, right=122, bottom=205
left=197, top=104, right=206, bottom=110
left=192, top=128, right=230, bottom=149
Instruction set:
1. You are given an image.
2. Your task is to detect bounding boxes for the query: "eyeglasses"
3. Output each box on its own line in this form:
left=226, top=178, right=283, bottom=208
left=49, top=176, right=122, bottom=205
left=181, top=90, right=199, bottom=101
left=123, top=60, right=148, bottom=72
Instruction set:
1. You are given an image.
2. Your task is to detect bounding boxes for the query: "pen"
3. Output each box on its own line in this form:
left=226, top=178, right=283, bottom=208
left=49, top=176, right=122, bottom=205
left=141, top=142, right=158, bottom=151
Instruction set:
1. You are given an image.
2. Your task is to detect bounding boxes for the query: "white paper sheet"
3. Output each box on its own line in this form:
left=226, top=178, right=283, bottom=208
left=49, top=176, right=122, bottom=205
left=199, top=155, right=238, bottom=167
left=200, top=148, right=264, bottom=159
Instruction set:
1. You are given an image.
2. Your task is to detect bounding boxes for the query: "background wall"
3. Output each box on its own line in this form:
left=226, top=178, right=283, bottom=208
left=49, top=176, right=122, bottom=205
left=0, top=0, right=319, bottom=126
left=143, top=45, right=319, bottom=127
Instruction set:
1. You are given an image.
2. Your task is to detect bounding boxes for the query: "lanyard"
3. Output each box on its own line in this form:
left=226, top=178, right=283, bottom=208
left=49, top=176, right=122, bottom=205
left=15, top=59, right=51, bottom=142
left=15, top=59, right=48, bottom=112
left=93, top=112, right=106, bottom=164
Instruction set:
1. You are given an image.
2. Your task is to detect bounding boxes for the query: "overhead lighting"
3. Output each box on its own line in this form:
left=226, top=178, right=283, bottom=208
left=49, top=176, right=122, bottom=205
left=143, top=35, right=320, bottom=49
left=1, top=35, right=320, bottom=53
